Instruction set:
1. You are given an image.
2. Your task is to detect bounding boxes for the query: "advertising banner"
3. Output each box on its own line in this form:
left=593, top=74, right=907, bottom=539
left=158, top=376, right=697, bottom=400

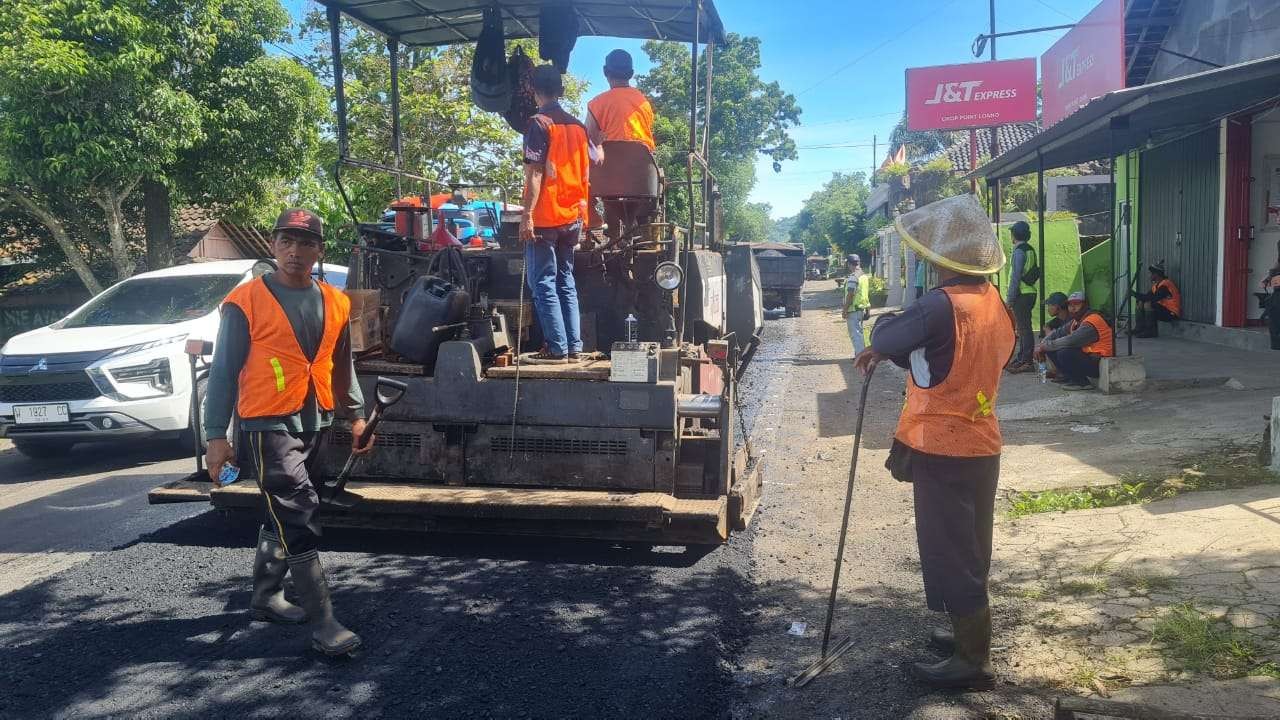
left=906, top=58, right=1038, bottom=131
left=1041, top=0, right=1125, bottom=128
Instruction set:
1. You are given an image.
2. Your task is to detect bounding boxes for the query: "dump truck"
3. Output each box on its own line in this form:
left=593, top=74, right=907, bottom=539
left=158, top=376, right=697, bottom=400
left=151, top=0, right=766, bottom=546
left=751, top=242, right=806, bottom=317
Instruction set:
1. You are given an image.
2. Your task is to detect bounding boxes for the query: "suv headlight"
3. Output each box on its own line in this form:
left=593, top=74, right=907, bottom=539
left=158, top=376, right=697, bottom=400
left=106, top=334, right=187, bottom=359
left=109, top=357, right=173, bottom=395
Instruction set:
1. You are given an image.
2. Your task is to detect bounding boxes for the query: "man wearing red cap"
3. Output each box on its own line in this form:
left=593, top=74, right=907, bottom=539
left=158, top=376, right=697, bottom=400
left=204, top=208, right=376, bottom=656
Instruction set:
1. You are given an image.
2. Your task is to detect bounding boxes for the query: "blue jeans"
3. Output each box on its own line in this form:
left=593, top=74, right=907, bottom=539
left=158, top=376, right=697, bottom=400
left=846, top=310, right=866, bottom=356
left=525, top=224, right=582, bottom=356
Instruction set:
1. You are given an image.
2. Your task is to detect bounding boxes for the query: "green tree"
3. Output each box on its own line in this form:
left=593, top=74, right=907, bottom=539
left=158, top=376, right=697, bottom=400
left=789, top=172, right=874, bottom=258
left=0, top=0, right=325, bottom=293
left=729, top=201, right=773, bottom=243
left=638, top=35, right=800, bottom=238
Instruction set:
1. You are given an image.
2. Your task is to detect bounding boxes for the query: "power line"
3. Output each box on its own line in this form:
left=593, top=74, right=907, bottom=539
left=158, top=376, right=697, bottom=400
left=803, top=111, right=903, bottom=127
left=1029, top=0, right=1076, bottom=22
left=796, top=0, right=963, bottom=97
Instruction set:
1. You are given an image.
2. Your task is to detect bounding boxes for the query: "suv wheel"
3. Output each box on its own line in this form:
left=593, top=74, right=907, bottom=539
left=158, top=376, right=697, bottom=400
left=177, top=378, right=209, bottom=454
left=13, top=439, right=73, bottom=459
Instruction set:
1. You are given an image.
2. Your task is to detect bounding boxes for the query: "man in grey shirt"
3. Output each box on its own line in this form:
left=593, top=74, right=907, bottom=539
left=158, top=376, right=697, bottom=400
left=204, top=208, right=373, bottom=657
left=1005, top=221, right=1037, bottom=373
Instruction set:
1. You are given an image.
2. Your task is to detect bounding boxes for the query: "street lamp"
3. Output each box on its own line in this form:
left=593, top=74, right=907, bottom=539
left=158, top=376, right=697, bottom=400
left=971, top=24, right=1076, bottom=59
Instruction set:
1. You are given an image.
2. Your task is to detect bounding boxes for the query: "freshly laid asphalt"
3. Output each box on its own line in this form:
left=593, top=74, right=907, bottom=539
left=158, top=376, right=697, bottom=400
left=0, top=319, right=792, bottom=720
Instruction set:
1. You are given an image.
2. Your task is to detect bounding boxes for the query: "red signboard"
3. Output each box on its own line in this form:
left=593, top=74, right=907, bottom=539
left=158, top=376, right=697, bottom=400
left=905, top=59, right=1038, bottom=132
left=1041, top=0, right=1125, bottom=128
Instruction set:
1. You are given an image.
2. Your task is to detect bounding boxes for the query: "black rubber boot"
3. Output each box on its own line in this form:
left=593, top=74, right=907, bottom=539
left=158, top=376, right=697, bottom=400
left=287, top=550, right=363, bottom=657
left=928, top=627, right=954, bottom=653
left=911, top=607, right=996, bottom=691
left=250, top=527, right=306, bottom=624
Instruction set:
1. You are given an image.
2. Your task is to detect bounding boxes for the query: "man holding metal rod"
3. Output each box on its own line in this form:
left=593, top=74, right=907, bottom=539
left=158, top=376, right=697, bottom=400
left=854, top=194, right=1015, bottom=691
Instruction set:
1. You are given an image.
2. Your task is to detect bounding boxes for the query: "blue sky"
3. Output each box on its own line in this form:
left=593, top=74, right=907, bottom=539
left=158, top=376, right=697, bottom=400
left=283, top=0, right=1102, bottom=219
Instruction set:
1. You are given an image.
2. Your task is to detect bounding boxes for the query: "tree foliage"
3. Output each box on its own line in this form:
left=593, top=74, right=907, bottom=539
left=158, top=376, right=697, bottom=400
left=0, top=0, right=325, bottom=292
left=638, top=35, right=799, bottom=241
left=788, top=172, right=875, bottom=257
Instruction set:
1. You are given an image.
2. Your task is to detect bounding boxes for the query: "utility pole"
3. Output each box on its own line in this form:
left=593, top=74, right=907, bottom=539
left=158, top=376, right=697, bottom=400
left=871, top=134, right=877, bottom=184
left=987, top=0, right=1002, bottom=215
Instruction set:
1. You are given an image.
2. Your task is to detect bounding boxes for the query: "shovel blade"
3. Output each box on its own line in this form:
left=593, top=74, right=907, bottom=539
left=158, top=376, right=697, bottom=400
left=788, top=635, right=856, bottom=688
left=323, top=489, right=364, bottom=509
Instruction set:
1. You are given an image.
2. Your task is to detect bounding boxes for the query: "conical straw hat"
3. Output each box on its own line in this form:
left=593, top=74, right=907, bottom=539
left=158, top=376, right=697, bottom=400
left=895, top=194, right=1005, bottom=276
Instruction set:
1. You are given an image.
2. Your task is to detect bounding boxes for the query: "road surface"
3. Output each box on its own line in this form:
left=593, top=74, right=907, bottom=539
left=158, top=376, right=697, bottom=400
left=0, top=282, right=1049, bottom=719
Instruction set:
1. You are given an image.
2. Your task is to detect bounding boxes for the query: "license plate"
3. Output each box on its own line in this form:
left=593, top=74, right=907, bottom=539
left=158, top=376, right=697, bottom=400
left=13, top=403, right=70, bottom=425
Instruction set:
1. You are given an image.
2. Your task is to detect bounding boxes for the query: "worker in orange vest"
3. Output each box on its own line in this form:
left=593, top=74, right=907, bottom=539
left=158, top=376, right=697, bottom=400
left=520, top=65, right=591, bottom=364
left=1035, top=291, right=1114, bottom=391
left=855, top=194, right=1016, bottom=691
left=1131, top=262, right=1181, bottom=338
left=586, top=49, right=657, bottom=246
left=204, top=208, right=375, bottom=657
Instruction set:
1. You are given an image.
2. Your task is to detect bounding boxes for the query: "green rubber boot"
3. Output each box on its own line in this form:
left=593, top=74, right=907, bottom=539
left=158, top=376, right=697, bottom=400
left=911, top=607, right=996, bottom=691
left=250, top=527, right=306, bottom=624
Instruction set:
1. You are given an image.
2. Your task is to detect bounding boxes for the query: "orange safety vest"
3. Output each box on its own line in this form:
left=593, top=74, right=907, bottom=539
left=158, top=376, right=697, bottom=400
left=894, top=282, right=1015, bottom=458
left=1153, top=278, right=1181, bottom=317
left=530, top=114, right=591, bottom=229
left=587, top=87, right=656, bottom=151
left=222, top=277, right=350, bottom=420
left=1074, top=311, right=1114, bottom=358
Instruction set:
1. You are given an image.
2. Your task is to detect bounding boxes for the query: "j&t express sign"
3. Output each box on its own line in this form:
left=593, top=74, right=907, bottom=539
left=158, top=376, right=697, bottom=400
left=906, top=58, right=1037, bottom=132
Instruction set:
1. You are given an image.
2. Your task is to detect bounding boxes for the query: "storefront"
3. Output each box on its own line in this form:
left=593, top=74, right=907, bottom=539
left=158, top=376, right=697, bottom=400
left=974, top=55, right=1280, bottom=351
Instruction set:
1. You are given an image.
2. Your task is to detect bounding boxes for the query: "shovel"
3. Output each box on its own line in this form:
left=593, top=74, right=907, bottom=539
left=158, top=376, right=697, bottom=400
left=179, top=338, right=215, bottom=485
left=790, top=363, right=876, bottom=688
left=322, top=377, right=409, bottom=508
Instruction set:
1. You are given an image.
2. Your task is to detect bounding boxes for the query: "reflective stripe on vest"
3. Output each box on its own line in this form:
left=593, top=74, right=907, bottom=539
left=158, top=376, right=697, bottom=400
left=531, top=116, right=591, bottom=229
left=894, top=282, right=1015, bottom=458
left=1154, top=278, right=1181, bottom=317
left=222, top=277, right=350, bottom=420
left=587, top=87, right=656, bottom=151
left=1075, top=311, right=1114, bottom=358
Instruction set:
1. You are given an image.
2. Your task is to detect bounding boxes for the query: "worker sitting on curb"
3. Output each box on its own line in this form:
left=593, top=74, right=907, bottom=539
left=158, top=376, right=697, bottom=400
left=855, top=194, right=1015, bottom=692
left=520, top=65, right=591, bottom=364
left=1131, top=262, right=1181, bottom=338
left=1035, top=291, right=1114, bottom=391
left=204, top=208, right=376, bottom=657
left=1038, top=291, right=1071, bottom=381
left=842, top=255, right=871, bottom=358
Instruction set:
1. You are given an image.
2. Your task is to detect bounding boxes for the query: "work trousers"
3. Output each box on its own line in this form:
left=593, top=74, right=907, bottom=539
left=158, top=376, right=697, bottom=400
left=1011, top=293, right=1036, bottom=365
left=846, top=310, right=867, bottom=356
left=246, top=429, right=326, bottom=558
left=895, top=443, right=999, bottom=616
left=526, top=224, right=582, bottom=356
left=1046, top=347, right=1100, bottom=385
left=1270, top=293, right=1280, bottom=351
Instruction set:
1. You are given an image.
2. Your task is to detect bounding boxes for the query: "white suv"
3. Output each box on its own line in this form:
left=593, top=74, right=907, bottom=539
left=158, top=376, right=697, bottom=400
left=0, top=260, right=347, bottom=459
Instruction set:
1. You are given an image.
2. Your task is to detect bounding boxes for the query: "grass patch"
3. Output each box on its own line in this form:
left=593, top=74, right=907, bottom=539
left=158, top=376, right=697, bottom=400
left=1006, top=445, right=1277, bottom=518
left=1152, top=604, right=1276, bottom=679
left=1057, top=577, right=1109, bottom=597
left=1116, top=568, right=1175, bottom=594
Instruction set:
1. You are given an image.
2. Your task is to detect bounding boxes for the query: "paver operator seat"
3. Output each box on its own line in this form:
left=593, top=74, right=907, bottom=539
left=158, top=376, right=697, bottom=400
left=592, top=140, right=663, bottom=247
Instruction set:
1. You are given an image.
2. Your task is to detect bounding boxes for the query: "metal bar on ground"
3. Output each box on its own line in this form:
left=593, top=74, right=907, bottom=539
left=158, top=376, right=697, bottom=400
left=790, top=366, right=876, bottom=688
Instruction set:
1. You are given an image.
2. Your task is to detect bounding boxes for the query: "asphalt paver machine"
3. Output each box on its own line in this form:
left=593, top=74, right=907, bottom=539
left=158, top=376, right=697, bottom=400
left=151, top=0, right=765, bottom=545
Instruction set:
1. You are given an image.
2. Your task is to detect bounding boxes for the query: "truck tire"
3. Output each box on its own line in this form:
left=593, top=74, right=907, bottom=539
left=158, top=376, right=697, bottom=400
left=13, top=439, right=74, bottom=459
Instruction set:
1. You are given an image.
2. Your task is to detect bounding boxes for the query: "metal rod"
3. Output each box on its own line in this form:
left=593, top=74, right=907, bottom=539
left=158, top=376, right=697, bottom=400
left=979, top=23, right=1075, bottom=40
left=989, top=0, right=1000, bottom=163
left=388, top=36, right=403, bottom=198
left=1037, top=149, right=1046, bottom=331
left=991, top=177, right=1002, bottom=291
left=1156, top=47, right=1223, bottom=69
left=329, top=6, right=348, bottom=159
left=819, top=366, right=875, bottom=657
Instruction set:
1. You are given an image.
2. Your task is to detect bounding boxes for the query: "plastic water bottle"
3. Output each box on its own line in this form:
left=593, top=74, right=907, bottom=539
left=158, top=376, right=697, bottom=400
left=1037, top=361, right=1048, bottom=384
left=625, top=314, right=639, bottom=343
left=217, top=462, right=241, bottom=486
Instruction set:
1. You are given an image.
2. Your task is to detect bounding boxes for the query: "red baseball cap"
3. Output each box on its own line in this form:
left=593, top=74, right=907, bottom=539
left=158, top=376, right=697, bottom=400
left=273, top=208, right=324, bottom=241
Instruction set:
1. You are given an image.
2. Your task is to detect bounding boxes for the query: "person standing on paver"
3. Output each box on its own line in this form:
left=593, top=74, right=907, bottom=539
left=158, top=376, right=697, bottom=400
left=1004, top=221, right=1038, bottom=374
left=204, top=208, right=374, bottom=657
left=520, top=64, right=592, bottom=364
left=854, top=194, right=1015, bottom=691
left=842, top=255, right=871, bottom=357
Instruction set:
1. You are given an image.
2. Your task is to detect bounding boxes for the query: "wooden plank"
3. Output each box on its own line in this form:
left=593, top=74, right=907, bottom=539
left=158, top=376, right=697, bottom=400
left=147, top=478, right=213, bottom=504
left=1054, top=697, right=1264, bottom=720
left=486, top=359, right=612, bottom=380
left=356, top=359, right=425, bottom=375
